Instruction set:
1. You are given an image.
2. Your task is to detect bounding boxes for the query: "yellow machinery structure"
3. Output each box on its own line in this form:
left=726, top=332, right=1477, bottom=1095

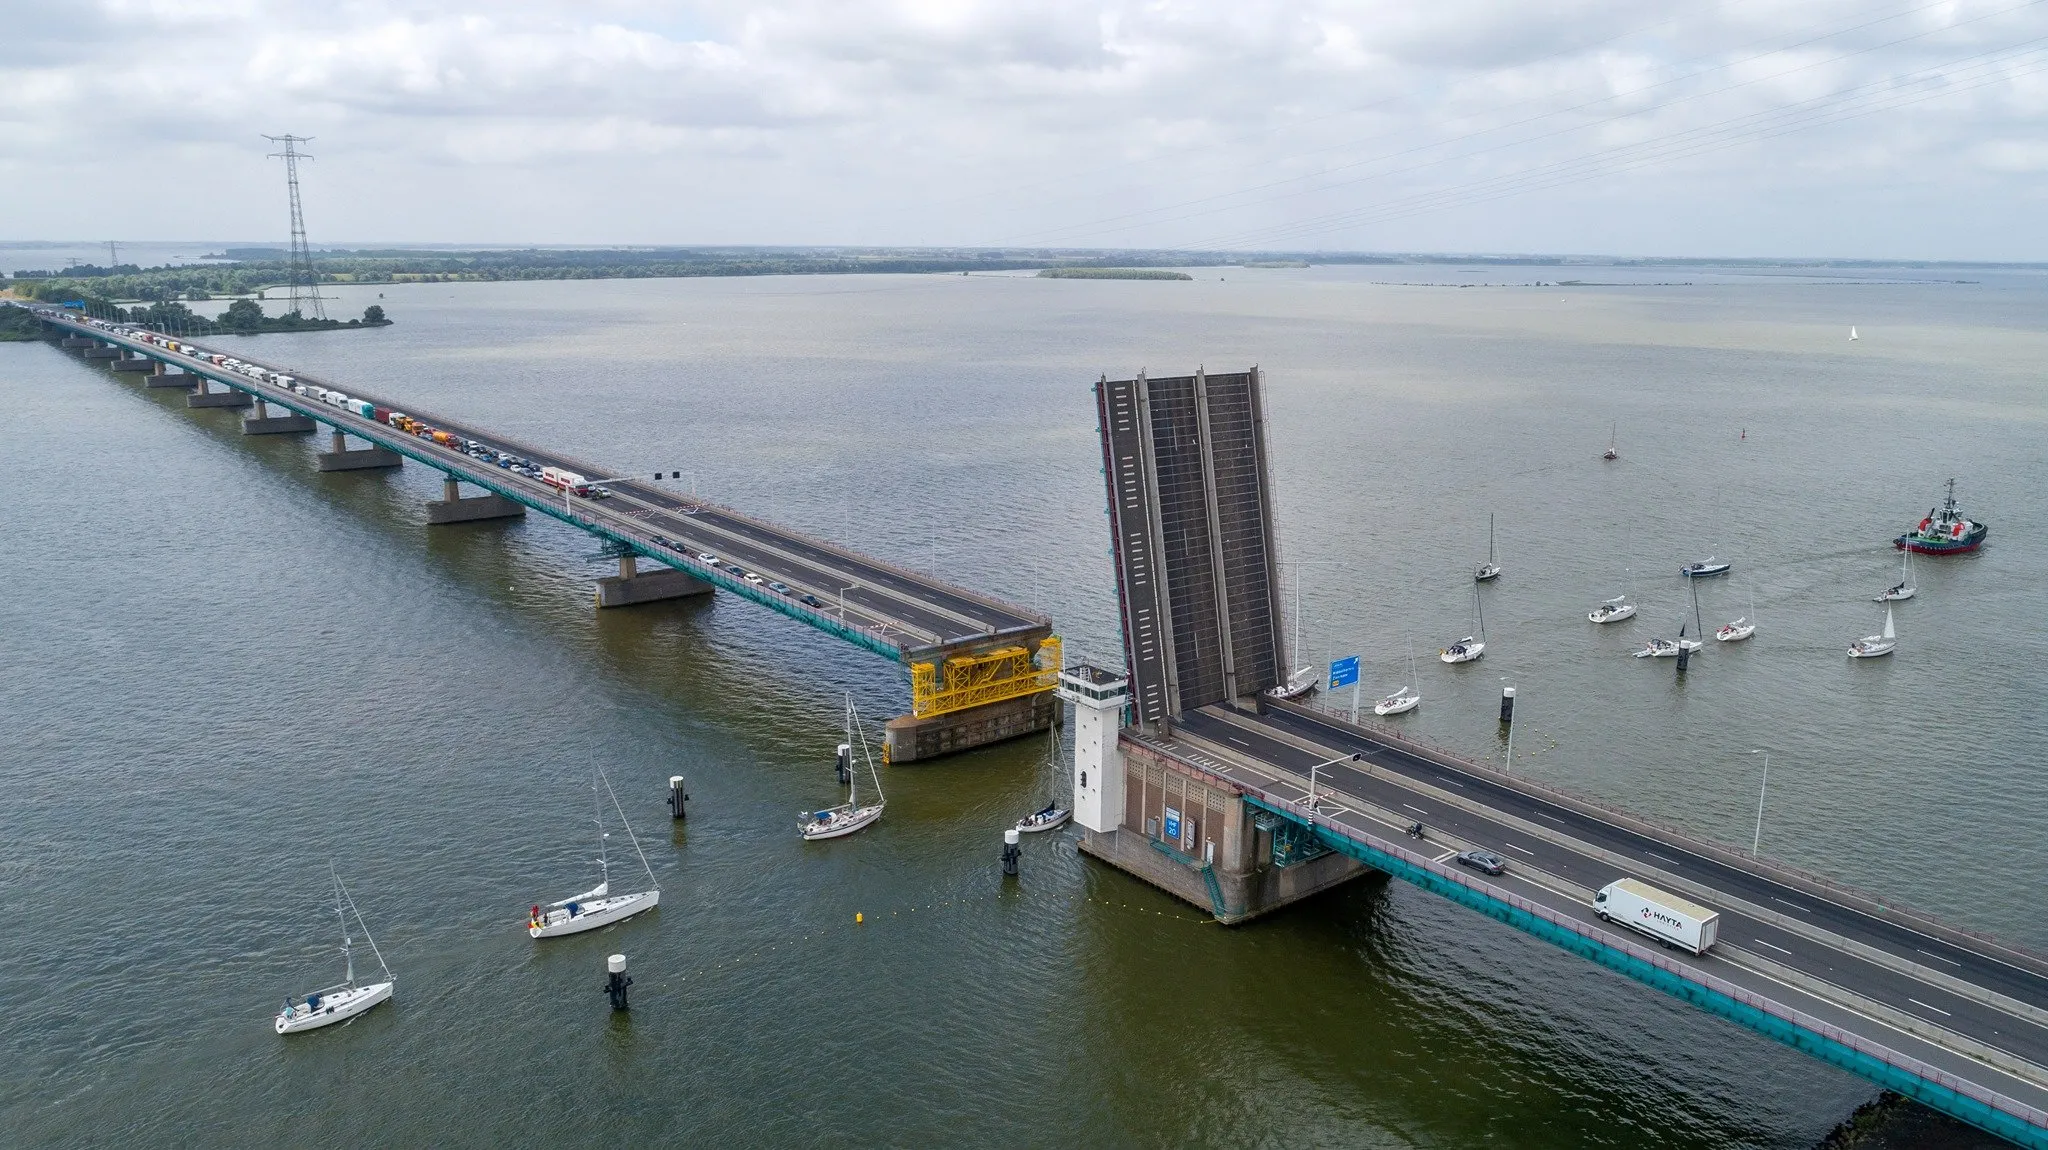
left=908, top=636, right=1062, bottom=720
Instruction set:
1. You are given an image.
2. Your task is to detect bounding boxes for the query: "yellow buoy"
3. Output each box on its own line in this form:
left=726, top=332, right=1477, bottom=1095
left=855, top=912, right=864, bottom=924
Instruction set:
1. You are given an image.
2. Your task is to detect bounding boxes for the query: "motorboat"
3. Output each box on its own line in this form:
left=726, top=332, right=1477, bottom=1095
left=1589, top=596, right=1636, bottom=624
left=1848, top=607, right=1897, bottom=659
left=1681, top=558, right=1731, bottom=578
left=530, top=767, right=661, bottom=938
left=801, top=696, right=885, bottom=841
left=275, top=869, right=394, bottom=1035
left=1016, top=802, right=1071, bottom=834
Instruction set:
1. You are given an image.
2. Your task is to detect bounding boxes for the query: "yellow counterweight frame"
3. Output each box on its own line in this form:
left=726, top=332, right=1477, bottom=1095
left=909, top=636, right=1062, bottom=719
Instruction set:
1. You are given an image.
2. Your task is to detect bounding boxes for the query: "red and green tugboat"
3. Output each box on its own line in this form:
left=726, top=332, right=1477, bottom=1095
left=1895, top=479, right=1988, bottom=555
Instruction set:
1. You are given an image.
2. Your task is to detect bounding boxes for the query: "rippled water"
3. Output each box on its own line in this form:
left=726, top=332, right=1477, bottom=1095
left=4, top=264, right=2043, bottom=1147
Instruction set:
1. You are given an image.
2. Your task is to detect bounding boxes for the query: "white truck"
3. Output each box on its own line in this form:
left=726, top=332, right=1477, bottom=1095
left=1593, top=878, right=1720, bottom=955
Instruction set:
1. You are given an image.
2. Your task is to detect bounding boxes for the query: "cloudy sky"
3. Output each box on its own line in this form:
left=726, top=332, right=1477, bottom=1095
left=5, top=0, right=2046, bottom=258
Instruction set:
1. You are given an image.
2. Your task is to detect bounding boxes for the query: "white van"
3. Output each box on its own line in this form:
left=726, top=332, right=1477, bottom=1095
left=1594, top=879, right=1720, bottom=955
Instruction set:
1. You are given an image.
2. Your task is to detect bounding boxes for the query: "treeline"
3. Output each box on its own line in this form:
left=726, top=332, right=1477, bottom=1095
left=15, top=294, right=390, bottom=338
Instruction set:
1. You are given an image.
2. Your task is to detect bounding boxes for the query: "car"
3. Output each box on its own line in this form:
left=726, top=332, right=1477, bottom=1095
left=697, top=553, right=720, bottom=567
left=742, top=572, right=764, bottom=585
left=799, top=593, right=823, bottom=608
left=1454, top=850, right=1506, bottom=876
left=767, top=581, right=791, bottom=594
left=650, top=535, right=671, bottom=548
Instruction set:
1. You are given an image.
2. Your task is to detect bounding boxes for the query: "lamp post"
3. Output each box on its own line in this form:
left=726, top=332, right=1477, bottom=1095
left=1749, top=748, right=1770, bottom=855
left=1299, top=753, right=1367, bottom=812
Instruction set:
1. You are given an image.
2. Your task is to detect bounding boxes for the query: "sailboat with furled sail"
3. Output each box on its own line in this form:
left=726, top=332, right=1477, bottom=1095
left=274, top=867, right=393, bottom=1034
left=1267, top=561, right=1319, bottom=700
left=528, top=767, right=661, bottom=938
left=801, top=695, right=885, bottom=840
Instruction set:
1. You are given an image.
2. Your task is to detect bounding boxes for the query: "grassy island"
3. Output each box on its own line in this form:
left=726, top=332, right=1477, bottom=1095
left=1035, top=267, right=1193, bottom=280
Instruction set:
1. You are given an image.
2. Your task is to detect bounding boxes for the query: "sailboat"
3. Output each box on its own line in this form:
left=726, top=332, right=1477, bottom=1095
left=1848, top=607, right=1897, bottom=658
left=1876, top=549, right=1916, bottom=602
left=1603, top=422, right=1619, bottom=461
left=528, top=767, right=661, bottom=938
left=800, top=695, right=885, bottom=840
left=1266, top=561, right=1319, bottom=700
left=1440, top=586, right=1486, bottom=664
left=1374, top=641, right=1421, bottom=716
left=1718, top=588, right=1757, bottom=642
left=1475, top=514, right=1502, bottom=582
left=1850, top=326, right=1860, bottom=341
left=1016, top=710, right=1071, bottom=834
left=275, top=868, right=394, bottom=1035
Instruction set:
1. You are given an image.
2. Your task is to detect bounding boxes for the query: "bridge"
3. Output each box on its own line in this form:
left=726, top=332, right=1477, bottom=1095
left=1066, top=368, right=2048, bottom=1147
left=16, top=302, right=1059, bottom=762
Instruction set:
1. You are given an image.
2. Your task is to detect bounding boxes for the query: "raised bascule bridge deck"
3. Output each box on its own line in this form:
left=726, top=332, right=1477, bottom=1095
left=1067, top=365, right=2048, bottom=1147
left=21, top=304, right=1058, bottom=762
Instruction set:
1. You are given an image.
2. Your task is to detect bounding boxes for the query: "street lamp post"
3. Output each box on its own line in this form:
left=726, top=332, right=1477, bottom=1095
left=1298, top=753, right=1367, bottom=812
left=1749, top=748, right=1770, bottom=855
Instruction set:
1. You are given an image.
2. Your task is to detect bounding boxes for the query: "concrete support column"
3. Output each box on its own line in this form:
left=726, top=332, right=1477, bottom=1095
left=620, top=554, right=638, bottom=580
left=594, top=563, right=711, bottom=608
left=188, top=384, right=253, bottom=409
left=317, top=429, right=402, bottom=472
left=443, top=477, right=461, bottom=502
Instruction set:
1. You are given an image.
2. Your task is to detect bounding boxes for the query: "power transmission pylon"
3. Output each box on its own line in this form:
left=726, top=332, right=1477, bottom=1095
left=263, top=134, right=326, bottom=320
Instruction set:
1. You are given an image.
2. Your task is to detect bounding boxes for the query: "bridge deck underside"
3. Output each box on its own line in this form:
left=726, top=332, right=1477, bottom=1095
left=1138, top=707, right=2048, bottom=1145
left=34, top=312, right=1046, bottom=662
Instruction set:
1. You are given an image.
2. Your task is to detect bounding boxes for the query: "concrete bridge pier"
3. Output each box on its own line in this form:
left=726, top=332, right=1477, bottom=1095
left=242, top=397, right=315, bottom=435
left=317, top=429, right=402, bottom=472
left=187, top=377, right=254, bottom=409
left=883, top=692, right=1059, bottom=764
left=595, top=553, right=712, bottom=608
left=111, top=355, right=154, bottom=372
left=59, top=336, right=95, bottom=349
left=83, top=343, right=121, bottom=360
left=427, top=475, right=526, bottom=525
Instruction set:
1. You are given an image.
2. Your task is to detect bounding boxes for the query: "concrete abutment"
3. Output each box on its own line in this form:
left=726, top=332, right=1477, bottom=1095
left=594, top=560, right=713, bottom=608
left=427, top=477, right=526, bottom=525
left=317, top=430, right=401, bottom=472
left=883, top=689, right=1059, bottom=764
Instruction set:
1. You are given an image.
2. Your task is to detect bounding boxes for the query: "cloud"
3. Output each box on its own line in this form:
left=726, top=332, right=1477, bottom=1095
left=3, top=0, right=2046, bottom=257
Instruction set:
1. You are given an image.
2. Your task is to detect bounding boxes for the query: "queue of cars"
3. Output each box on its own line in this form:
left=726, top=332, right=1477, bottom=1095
left=61, top=311, right=834, bottom=613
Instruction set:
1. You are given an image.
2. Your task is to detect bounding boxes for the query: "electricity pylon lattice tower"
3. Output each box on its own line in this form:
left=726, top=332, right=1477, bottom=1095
left=263, top=134, right=326, bottom=320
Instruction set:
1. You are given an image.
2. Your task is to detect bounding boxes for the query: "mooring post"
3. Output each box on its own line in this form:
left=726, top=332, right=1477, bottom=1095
left=605, top=954, right=632, bottom=1011
left=667, top=775, right=688, bottom=820
left=1002, top=828, right=1021, bottom=877
left=1500, top=686, right=1515, bottom=724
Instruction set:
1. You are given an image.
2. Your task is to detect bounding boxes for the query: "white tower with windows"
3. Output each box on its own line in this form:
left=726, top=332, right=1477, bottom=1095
left=1058, top=664, right=1129, bottom=834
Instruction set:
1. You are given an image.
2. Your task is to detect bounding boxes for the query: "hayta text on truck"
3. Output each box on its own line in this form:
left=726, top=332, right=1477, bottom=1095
left=1594, top=879, right=1721, bottom=955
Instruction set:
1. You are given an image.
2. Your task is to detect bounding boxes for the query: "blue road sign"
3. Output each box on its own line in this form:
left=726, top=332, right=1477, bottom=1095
left=1329, top=656, right=1360, bottom=689
left=1163, top=806, right=1182, bottom=843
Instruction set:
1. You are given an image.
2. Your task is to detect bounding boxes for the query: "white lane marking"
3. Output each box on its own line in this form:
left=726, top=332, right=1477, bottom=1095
left=1502, top=842, right=1536, bottom=856
left=1772, top=896, right=1811, bottom=914
left=1227, top=737, right=1252, bottom=747
left=1433, top=850, right=1458, bottom=863
left=1402, top=804, right=1430, bottom=815
left=1645, top=852, right=1676, bottom=864
left=1906, top=997, right=1952, bottom=1018
left=1436, top=777, right=1467, bottom=789
left=1752, top=938, right=1793, bottom=956
left=1915, top=948, right=1962, bottom=968
left=1533, top=811, right=1566, bottom=822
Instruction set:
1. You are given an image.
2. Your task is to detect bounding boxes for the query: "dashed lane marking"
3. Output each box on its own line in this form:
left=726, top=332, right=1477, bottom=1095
left=1915, top=948, right=1963, bottom=968
left=1502, top=842, right=1536, bottom=856
left=1753, top=938, right=1794, bottom=956
left=1402, top=804, right=1429, bottom=815
left=1433, top=850, right=1458, bottom=863
left=1907, top=997, right=1953, bottom=1018
left=1772, top=896, right=1812, bottom=914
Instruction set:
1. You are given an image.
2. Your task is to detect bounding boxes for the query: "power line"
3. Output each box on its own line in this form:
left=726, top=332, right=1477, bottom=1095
left=263, top=134, right=326, bottom=320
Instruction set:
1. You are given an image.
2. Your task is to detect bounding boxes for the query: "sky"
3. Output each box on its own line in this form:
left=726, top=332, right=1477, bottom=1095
left=4, top=0, right=2046, bottom=259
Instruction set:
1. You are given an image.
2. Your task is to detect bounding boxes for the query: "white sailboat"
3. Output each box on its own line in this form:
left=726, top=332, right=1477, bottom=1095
left=801, top=695, right=885, bottom=840
left=1876, top=549, right=1916, bottom=602
left=528, top=767, right=661, bottom=938
left=1016, top=709, right=1070, bottom=834
left=1718, top=589, right=1757, bottom=642
left=1475, top=513, right=1502, bottom=582
left=275, top=868, right=394, bottom=1035
left=1603, top=422, right=1619, bottom=461
left=1374, top=642, right=1421, bottom=716
left=1850, top=326, right=1860, bottom=341
left=1266, top=561, right=1319, bottom=700
left=1440, top=586, right=1486, bottom=664
left=1848, top=606, right=1897, bottom=658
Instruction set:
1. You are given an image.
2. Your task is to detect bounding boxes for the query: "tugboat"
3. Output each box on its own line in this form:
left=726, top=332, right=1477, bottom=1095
left=1896, top=479, right=1988, bottom=555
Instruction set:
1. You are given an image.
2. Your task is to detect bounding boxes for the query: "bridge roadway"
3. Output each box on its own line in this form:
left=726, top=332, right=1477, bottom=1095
left=26, top=306, right=1046, bottom=664
left=1156, top=702, right=2048, bottom=1142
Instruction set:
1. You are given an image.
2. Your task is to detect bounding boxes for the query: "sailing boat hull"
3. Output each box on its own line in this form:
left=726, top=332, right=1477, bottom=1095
left=1439, top=641, right=1484, bottom=664
left=1374, top=694, right=1420, bottom=716
left=274, top=980, right=393, bottom=1034
left=1016, top=808, right=1072, bottom=833
left=801, top=803, right=883, bottom=840
left=529, top=890, right=660, bottom=938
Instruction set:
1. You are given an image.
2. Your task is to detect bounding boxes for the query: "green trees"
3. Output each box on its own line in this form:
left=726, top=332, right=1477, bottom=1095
left=223, top=298, right=266, bottom=332
left=363, top=304, right=386, bottom=324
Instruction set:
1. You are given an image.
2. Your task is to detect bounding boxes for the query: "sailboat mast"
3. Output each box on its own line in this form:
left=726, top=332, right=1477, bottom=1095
left=845, top=695, right=858, bottom=806
left=1488, top=514, right=1496, bottom=564
left=593, top=771, right=610, bottom=885
left=1475, top=584, right=1486, bottom=641
left=334, top=869, right=353, bottom=986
